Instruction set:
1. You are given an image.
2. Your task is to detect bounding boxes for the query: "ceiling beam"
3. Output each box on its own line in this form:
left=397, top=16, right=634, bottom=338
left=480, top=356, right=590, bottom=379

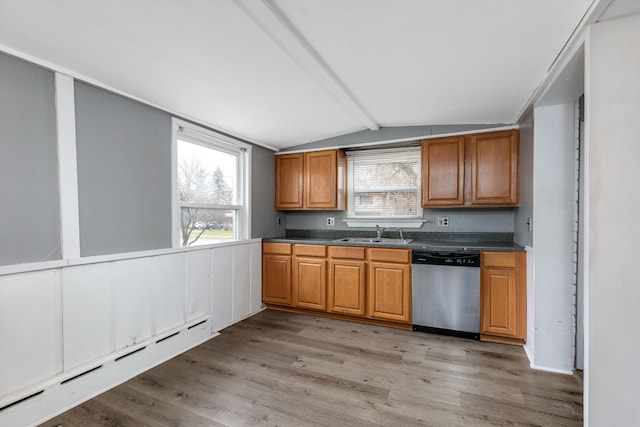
left=234, top=0, right=379, bottom=131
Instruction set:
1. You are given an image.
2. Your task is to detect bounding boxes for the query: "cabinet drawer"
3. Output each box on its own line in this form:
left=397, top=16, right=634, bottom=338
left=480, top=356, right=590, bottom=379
left=329, top=246, right=365, bottom=260
left=295, top=244, right=327, bottom=257
left=263, top=242, right=292, bottom=255
left=482, top=252, right=517, bottom=268
left=369, top=248, right=411, bottom=264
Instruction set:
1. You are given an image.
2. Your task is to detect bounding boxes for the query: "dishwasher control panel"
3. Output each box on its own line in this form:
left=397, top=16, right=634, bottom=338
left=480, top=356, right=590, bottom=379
left=412, top=251, right=480, bottom=267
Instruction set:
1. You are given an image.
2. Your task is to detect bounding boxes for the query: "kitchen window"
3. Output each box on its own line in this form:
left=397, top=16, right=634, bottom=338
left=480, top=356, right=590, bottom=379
left=346, top=148, right=422, bottom=227
left=172, top=119, right=250, bottom=246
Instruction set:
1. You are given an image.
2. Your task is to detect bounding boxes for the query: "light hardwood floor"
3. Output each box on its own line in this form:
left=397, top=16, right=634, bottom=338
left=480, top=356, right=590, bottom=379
left=42, top=310, right=582, bottom=426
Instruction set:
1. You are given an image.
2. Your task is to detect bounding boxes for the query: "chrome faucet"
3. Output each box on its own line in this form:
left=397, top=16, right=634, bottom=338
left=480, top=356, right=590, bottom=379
left=375, top=225, right=385, bottom=239
left=398, top=228, right=405, bottom=242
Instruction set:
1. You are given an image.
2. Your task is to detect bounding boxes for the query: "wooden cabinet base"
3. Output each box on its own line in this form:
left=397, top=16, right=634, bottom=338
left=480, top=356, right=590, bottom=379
left=480, top=251, right=526, bottom=346
left=265, top=304, right=413, bottom=331
left=480, top=333, right=525, bottom=346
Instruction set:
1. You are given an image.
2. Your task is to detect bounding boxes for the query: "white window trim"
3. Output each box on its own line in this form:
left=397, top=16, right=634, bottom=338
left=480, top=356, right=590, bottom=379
left=171, top=118, right=251, bottom=247
left=343, top=219, right=426, bottom=228
left=345, top=147, right=423, bottom=228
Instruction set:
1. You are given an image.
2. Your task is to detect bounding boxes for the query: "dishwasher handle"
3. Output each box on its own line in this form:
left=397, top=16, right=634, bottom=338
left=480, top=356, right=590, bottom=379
left=412, top=251, right=480, bottom=267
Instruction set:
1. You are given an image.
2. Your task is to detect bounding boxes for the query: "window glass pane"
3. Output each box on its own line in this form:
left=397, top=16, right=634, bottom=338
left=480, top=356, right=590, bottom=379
left=174, top=120, right=249, bottom=248
left=177, top=139, right=236, bottom=204
left=180, top=207, right=235, bottom=246
left=353, top=191, right=419, bottom=217
left=348, top=149, right=421, bottom=219
left=353, top=159, right=419, bottom=190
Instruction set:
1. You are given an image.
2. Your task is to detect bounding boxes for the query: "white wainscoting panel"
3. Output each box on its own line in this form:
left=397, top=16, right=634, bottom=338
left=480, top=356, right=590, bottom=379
left=185, top=250, right=211, bottom=321
left=151, top=254, right=186, bottom=334
left=62, top=263, right=112, bottom=370
left=250, top=241, right=263, bottom=314
left=0, top=270, right=62, bottom=397
left=210, top=246, right=233, bottom=332
left=0, top=239, right=262, bottom=426
left=233, top=244, right=251, bottom=322
left=111, top=258, right=152, bottom=350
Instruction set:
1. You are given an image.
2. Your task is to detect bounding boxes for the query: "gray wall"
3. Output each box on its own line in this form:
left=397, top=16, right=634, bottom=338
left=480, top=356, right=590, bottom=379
left=250, top=145, right=283, bottom=238
left=531, top=102, right=577, bottom=372
left=75, top=82, right=172, bottom=256
left=0, top=53, right=61, bottom=266
left=514, top=109, right=534, bottom=247
left=286, top=208, right=514, bottom=233
left=279, top=124, right=510, bottom=153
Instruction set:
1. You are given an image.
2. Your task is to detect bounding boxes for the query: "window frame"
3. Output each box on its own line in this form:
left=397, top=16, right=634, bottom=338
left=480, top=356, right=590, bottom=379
left=345, top=147, right=424, bottom=228
left=171, top=118, right=251, bottom=247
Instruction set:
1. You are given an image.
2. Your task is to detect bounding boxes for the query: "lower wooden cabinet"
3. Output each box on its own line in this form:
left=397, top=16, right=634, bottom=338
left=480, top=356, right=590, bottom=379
left=328, top=246, right=366, bottom=316
left=368, top=248, right=411, bottom=323
left=262, top=243, right=292, bottom=306
left=263, top=243, right=412, bottom=328
left=480, top=251, right=526, bottom=344
left=293, top=244, right=327, bottom=311
left=264, top=243, right=526, bottom=340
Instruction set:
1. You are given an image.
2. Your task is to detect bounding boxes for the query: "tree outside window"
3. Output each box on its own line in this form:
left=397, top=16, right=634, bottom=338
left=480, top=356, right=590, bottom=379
left=177, top=137, right=238, bottom=246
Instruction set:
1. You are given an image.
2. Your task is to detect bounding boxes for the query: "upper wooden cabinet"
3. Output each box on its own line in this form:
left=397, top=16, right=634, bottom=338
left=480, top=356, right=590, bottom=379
left=422, top=130, right=519, bottom=207
left=469, top=131, right=519, bottom=205
left=275, top=149, right=346, bottom=210
left=421, top=136, right=465, bottom=206
left=275, top=153, right=304, bottom=209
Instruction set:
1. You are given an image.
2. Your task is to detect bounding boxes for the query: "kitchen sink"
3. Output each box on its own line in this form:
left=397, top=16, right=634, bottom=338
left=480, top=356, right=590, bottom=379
left=332, top=237, right=413, bottom=244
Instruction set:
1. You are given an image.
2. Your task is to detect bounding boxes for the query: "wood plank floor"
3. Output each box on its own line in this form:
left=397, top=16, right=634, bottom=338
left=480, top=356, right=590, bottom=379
left=42, top=310, right=583, bottom=426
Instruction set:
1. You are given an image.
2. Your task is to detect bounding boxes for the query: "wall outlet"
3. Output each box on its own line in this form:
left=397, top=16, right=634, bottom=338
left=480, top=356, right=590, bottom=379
left=326, top=217, right=335, bottom=226
left=437, top=216, right=450, bottom=227
left=276, top=216, right=281, bottom=226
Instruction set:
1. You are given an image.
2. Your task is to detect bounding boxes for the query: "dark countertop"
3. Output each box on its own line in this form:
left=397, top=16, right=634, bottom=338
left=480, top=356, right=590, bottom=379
left=264, top=230, right=525, bottom=252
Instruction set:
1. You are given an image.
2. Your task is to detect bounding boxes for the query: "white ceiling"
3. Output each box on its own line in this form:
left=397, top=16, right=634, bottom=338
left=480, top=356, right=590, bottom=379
left=0, top=0, right=594, bottom=150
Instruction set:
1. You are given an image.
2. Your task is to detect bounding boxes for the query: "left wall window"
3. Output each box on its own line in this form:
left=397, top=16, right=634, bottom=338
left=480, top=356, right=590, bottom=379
left=173, top=119, right=250, bottom=246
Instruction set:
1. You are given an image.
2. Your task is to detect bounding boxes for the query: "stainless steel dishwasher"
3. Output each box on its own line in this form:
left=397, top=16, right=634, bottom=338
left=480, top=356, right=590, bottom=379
left=412, top=251, right=481, bottom=339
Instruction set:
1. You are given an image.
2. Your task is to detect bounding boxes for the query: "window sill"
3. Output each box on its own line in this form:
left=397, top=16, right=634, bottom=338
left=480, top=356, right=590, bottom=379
left=344, top=219, right=425, bottom=228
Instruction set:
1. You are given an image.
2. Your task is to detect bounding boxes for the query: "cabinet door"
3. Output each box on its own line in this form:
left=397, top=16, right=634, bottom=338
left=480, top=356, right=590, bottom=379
left=262, top=254, right=292, bottom=305
left=275, top=153, right=304, bottom=209
left=481, top=268, right=517, bottom=337
left=469, top=130, right=519, bottom=205
left=304, top=150, right=338, bottom=209
left=422, top=136, right=465, bottom=206
left=368, top=262, right=411, bottom=323
left=328, top=260, right=366, bottom=316
left=293, top=257, right=327, bottom=311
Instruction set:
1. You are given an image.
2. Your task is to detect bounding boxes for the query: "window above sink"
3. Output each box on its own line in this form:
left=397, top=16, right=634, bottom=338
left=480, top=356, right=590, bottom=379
left=346, top=148, right=423, bottom=227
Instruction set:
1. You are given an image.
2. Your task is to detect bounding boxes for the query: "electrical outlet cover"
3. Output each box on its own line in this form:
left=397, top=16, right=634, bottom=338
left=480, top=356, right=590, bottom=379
left=437, top=216, right=450, bottom=227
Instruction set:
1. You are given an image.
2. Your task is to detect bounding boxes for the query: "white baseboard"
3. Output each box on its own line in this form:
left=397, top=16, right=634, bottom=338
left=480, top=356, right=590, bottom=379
left=529, top=363, right=574, bottom=376
left=1, top=317, right=214, bottom=427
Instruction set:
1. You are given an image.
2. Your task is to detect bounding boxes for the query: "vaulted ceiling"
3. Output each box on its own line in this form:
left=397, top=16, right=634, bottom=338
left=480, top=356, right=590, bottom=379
left=0, top=0, right=594, bottom=150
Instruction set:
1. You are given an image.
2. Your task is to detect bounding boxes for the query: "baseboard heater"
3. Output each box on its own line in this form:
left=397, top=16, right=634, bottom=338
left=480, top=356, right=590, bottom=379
left=114, top=346, right=147, bottom=362
left=60, top=365, right=104, bottom=385
left=0, top=390, right=44, bottom=412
